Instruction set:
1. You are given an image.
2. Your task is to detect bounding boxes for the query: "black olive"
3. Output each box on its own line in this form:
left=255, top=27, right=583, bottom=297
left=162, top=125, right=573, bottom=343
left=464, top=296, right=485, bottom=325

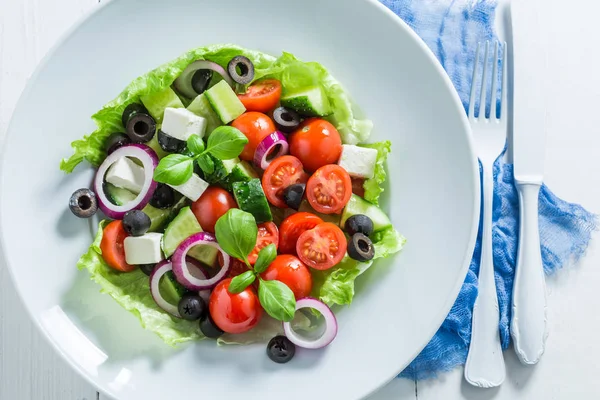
left=69, top=188, right=98, bottom=218
left=344, top=214, right=374, bottom=237
left=273, top=107, right=301, bottom=134
left=139, top=264, right=155, bottom=276
left=178, top=293, right=207, bottom=321
left=200, top=314, right=224, bottom=338
left=122, top=210, right=151, bottom=237
left=267, top=335, right=296, bottom=364
left=157, top=129, right=186, bottom=153
left=347, top=233, right=375, bottom=262
left=105, top=132, right=131, bottom=155
left=150, top=184, right=175, bottom=209
left=126, top=113, right=156, bottom=143
left=283, top=183, right=306, bottom=210
left=227, top=56, right=255, bottom=85
left=122, top=103, right=148, bottom=127
left=191, top=69, right=213, bottom=94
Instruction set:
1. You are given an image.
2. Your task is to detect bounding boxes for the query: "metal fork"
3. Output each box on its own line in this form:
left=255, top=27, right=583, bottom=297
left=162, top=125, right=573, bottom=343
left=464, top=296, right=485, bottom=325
left=464, top=41, right=507, bottom=388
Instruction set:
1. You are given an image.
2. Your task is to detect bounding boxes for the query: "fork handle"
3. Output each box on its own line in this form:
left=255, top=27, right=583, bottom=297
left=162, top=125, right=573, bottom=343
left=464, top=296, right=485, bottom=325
left=464, top=164, right=506, bottom=388
left=511, top=181, right=548, bottom=364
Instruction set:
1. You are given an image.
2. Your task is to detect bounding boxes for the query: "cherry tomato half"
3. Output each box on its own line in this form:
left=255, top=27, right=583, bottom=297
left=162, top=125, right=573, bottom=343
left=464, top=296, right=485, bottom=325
left=261, top=255, right=313, bottom=300
left=209, top=278, right=262, bottom=334
left=262, top=155, right=309, bottom=208
left=237, top=79, right=282, bottom=113
left=278, top=212, right=324, bottom=254
left=306, top=164, right=352, bottom=214
left=296, top=223, right=347, bottom=270
left=248, top=222, right=279, bottom=264
left=289, top=118, right=342, bottom=172
left=231, top=112, right=276, bottom=161
left=100, top=220, right=135, bottom=272
left=191, top=186, right=237, bottom=233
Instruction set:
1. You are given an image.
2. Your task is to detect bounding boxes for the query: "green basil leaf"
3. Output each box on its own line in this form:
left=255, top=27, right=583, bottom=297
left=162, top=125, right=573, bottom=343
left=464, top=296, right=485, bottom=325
left=196, top=154, right=214, bottom=174
left=253, top=243, right=277, bottom=274
left=228, top=270, right=256, bottom=294
left=214, top=209, right=258, bottom=261
left=205, top=126, right=248, bottom=160
left=187, top=134, right=205, bottom=155
left=258, top=279, right=296, bottom=322
left=153, top=154, right=193, bottom=185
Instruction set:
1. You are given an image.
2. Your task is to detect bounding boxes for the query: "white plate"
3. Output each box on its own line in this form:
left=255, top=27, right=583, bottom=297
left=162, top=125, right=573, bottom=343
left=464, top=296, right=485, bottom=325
left=0, top=0, right=479, bottom=399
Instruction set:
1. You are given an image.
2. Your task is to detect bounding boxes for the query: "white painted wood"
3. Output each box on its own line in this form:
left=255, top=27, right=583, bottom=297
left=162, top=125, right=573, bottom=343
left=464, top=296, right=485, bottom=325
left=0, top=1, right=100, bottom=399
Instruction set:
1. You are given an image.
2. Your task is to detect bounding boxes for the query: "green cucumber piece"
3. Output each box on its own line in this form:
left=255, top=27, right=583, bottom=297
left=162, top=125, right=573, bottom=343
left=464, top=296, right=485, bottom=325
left=298, top=200, right=341, bottom=225
left=187, top=93, right=222, bottom=135
left=222, top=160, right=258, bottom=191
left=141, top=87, right=184, bottom=123
left=162, top=207, right=203, bottom=257
left=188, top=245, right=219, bottom=268
left=232, top=178, right=272, bottom=224
left=280, top=86, right=332, bottom=117
left=205, top=80, right=246, bottom=124
left=104, top=183, right=137, bottom=206
left=159, top=271, right=187, bottom=305
left=340, top=194, right=392, bottom=232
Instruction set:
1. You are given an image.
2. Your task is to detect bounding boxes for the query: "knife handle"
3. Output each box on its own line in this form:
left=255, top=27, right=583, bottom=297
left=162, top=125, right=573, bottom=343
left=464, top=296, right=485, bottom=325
left=511, top=181, right=548, bottom=365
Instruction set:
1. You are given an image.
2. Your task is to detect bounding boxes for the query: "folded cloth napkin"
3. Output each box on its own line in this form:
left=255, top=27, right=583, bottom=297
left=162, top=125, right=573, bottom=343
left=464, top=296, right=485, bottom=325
left=377, top=0, right=599, bottom=380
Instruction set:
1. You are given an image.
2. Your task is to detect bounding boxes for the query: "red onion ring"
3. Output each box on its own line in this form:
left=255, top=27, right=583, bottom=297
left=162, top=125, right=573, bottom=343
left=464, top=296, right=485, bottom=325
left=172, top=232, right=231, bottom=290
left=94, top=144, right=158, bottom=219
left=253, top=131, right=289, bottom=170
left=173, top=60, right=234, bottom=99
left=282, top=297, right=338, bottom=349
left=149, top=260, right=181, bottom=318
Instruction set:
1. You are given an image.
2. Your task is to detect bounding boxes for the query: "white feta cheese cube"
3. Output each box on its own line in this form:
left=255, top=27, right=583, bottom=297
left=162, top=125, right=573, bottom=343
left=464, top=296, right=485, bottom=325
left=124, top=233, right=165, bottom=265
left=105, top=157, right=146, bottom=194
left=337, top=145, right=378, bottom=179
left=168, top=173, right=209, bottom=202
left=162, top=107, right=207, bottom=141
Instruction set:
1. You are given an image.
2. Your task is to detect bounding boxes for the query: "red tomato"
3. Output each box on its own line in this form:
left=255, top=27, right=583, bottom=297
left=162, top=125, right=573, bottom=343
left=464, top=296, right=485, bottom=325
left=306, top=165, right=352, bottom=214
left=296, top=223, right=347, bottom=270
left=351, top=177, right=365, bottom=197
left=278, top=212, right=324, bottom=254
left=231, top=112, right=276, bottom=161
left=209, top=278, right=262, bottom=334
left=100, top=220, right=135, bottom=272
left=261, top=155, right=309, bottom=208
left=191, top=186, right=237, bottom=233
left=237, top=79, right=282, bottom=113
left=289, top=119, right=342, bottom=172
left=248, top=222, right=279, bottom=264
left=261, top=255, right=313, bottom=299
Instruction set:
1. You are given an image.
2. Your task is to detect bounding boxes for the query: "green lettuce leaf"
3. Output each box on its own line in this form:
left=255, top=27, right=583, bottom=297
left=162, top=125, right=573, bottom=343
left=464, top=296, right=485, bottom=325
left=78, top=221, right=201, bottom=346
left=312, top=227, right=406, bottom=307
left=361, top=140, right=391, bottom=205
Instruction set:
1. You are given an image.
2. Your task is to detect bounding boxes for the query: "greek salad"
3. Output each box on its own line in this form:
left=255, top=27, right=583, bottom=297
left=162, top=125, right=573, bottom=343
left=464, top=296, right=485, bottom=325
left=62, top=45, right=405, bottom=363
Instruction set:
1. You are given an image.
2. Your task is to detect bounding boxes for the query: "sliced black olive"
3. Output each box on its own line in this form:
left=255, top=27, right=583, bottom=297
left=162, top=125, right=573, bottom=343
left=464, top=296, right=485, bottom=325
left=273, top=107, right=301, bottom=133
left=122, top=103, right=149, bottom=127
left=157, top=129, right=186, bottom=153
left=227, top=56, right=255, bottom=85
left=347, top=233, right=375, bottom=262
left=150, top=184, right=175, bottom=209
left=122, top=210, right=151, bottom=237
left=105, top=132, right=131, bottom=155
left=178, top=293, right=207, bottom=321
left=283, top=183, right=306, bottom=210
left=344, top=214, right=374, bottom=237
left=200, top=314, right=224, bottom=338
left=267, top=335, right=296, bottom=364
left=191, top=69, right=213, bottom=94
left=126, top=113, right=156, bottom=143
left=69, top=188, right=98, bottom=218
left=139, top=264, right=155, bottom=276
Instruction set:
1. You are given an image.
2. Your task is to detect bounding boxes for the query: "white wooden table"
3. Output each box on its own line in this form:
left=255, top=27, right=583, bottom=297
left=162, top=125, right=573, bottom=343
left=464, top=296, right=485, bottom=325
left=1, top=0, right=599, bottom=399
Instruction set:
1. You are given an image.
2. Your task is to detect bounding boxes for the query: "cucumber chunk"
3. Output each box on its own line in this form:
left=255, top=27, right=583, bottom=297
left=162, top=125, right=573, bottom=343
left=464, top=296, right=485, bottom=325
left=141, top=87, right=184, bottom=123
left=205, top=80, right=246, bottom=124
left=340, top=194, right=392, bottom=233
left=104, top=183, right=137, bottom=206
left=232, top=178, right=272, bottom=224
left=280, top=87, right=332, bottom=117
left=162, top=207, right=202, bottom=257
left=187, top=93, right=222, bottom=135
left=160, top=271, right=187, bottom=305
left=222, top=160, right=258, bottom=191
